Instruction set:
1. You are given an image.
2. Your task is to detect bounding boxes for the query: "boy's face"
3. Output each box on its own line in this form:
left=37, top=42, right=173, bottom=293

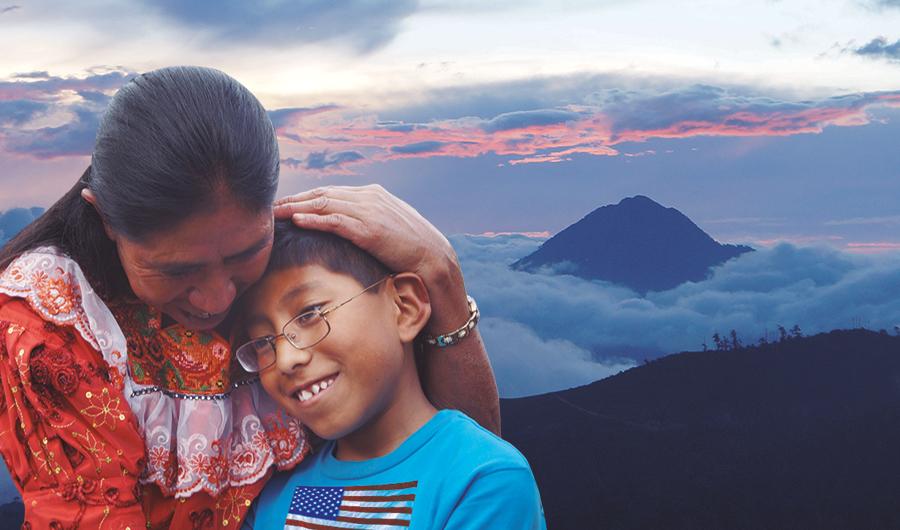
left=242, top=264, right=406, bottom=440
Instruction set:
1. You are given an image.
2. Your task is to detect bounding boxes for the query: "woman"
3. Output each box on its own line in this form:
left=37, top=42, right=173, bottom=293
left=0, top=66, right=499, bottom=529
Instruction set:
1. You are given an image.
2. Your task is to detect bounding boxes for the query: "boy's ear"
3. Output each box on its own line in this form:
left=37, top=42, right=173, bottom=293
left=81, top=189, right=117, bottom=241
left=389, top=272, right=432, bottom=343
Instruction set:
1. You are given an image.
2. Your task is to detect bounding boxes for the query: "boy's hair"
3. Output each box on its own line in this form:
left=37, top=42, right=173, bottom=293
left=267, top=220, right=391, bottom=287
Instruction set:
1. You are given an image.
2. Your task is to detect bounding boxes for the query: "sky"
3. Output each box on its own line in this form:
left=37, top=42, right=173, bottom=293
left=2, top=0, right=900, bottom=393
left=2, top=0, right=900, bottom=505
left=2, top=0, right=900, bottom=251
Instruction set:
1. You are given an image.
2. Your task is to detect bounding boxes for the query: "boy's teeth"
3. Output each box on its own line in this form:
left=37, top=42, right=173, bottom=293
left=295, top=376, right=336, bottom=402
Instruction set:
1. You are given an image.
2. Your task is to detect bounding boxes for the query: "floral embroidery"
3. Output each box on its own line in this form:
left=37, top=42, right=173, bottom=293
left=115, top=304, right=232, bottom=395
left=79, top=387, right=125, bottom=431
left=148, top=446, right=171, bottom=469
left=263, top=414, right=304, bottom=463
left=212, top=342, right=228, bottom=362
left=0, top=249, right=129, bottom=385
left=71, top=429, right=108, bottom=466
left=215, top=487, right=255, bottom=526
left=31, top=269, right=78, bottom=316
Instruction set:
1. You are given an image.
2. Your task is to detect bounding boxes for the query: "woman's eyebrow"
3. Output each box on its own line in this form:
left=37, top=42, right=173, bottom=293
left=224, top=234, right=271, bottom=264
left=146, top=234, right=271, bottom=271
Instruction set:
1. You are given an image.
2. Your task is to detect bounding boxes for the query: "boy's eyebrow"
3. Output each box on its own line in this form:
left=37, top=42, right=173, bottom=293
left=243, top=280, right=326, bottom=335
left=278, top=280, right=324, bottom=308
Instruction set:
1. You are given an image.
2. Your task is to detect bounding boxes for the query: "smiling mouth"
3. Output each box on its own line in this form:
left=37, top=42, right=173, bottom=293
left=295, top=374, right=338, bottom=403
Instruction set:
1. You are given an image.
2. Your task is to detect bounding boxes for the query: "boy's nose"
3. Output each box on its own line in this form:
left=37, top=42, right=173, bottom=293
left=274, top=339, right=313, bottom=373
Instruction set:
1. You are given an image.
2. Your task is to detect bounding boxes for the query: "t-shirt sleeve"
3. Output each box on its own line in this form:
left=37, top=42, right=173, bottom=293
left=443, top=466, right=547, bottom=530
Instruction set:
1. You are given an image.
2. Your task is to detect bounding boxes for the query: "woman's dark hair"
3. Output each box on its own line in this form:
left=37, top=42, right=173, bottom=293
left=0, top=66, right=280, bottom=300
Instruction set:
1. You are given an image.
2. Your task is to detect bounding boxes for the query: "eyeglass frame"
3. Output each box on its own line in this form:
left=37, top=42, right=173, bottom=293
left=235, top=273, right=395, bottom=373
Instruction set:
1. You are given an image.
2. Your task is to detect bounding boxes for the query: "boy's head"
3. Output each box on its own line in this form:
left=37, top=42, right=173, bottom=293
left=239, top=221, right=432, bottom=441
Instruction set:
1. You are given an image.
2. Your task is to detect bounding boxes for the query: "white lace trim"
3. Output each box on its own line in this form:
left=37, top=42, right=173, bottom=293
left=0, top=248, right=306, bottom=498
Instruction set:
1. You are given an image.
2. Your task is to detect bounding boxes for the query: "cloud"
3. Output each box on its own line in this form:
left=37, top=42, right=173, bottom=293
left=0, top=69, right=132, bottom=158
left=390, top=141, right=447, bottom=155
left=268, top=105, right=341, bottom=131
left=825, top=215, right=900, bottom=226
left=0, top=70, right=133, bottom=101
left=0, top=100, right=48, bottom=126
left=480, top=317, right=634, bottom=398
left=272, top=76, right=900, bottom=172
left=6, top=69, right=900, bottom=169
left=853, top=36, right=900, bottom=62
left=481, top=109, right=580, bottom=133
left=145, top=0, right=417, bottom=53
left=4, top=104, right=102, bottom=159
left=450, top=234, right=900, bottom=396
left=304, top=150, right=365, bottom=171
left=0, top=5, right=19, bottom=14
left=866, top=0, right=900, bottom=7
left=11, top=71, right=48, bottom=79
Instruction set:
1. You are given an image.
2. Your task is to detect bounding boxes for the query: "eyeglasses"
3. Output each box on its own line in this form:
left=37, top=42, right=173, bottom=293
left=235, top=274, right=393, bottom=373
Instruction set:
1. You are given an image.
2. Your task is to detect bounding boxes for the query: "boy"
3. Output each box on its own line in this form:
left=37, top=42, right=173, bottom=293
left=238, top=222, right=546, bottom=529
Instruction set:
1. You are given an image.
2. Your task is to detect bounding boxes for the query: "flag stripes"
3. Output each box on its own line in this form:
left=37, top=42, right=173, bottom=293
left=285, top=481, right=418, bottom=530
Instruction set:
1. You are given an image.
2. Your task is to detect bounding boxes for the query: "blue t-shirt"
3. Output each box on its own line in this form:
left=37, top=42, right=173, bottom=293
left=243, top=409, right=546, bottom=529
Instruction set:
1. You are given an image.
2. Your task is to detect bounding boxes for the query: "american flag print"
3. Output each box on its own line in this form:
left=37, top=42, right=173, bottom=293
left=284, top=481, right=418, bottom=529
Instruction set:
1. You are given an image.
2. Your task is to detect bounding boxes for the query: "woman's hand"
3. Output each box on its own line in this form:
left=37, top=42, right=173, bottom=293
left=274, top=184, right=454, bottom=278
left=274, top=185, right=500, bottom=433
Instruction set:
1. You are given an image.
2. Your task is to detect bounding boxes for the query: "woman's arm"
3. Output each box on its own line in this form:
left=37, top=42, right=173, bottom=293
left=273, top=185, right=501, bottom=435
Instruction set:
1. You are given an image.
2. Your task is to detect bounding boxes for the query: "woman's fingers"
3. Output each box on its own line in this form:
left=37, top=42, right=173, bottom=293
left=274, top=184, right=384, bottom=208
left=275, top=195, right=366, bottom=220
left=289, top=212, right=371, bottom=244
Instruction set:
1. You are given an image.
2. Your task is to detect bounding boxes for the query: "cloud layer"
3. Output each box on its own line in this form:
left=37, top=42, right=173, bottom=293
left=452, top=234, right=900, bottom=396
left=269, top=83, right=900, bottom=173
left=147, top=0, right=416, bottom=52
left=0, top=70, right=132, bottom=159
left=4, top=70, right=900, bottom=171
left=854, top=36, right=900, bottom=62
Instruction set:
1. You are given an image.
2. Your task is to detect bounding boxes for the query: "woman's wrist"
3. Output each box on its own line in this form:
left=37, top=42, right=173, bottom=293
left=420, top=249, right=472, bottom=336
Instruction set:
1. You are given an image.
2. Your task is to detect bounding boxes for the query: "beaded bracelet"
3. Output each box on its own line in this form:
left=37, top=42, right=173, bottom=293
left=423, top=295, right=480, bottom=348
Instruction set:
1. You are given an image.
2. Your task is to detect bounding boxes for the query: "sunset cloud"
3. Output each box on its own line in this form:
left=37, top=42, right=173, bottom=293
left=272, top=84, right=900, bottom=172
left=4, top=69, right=900, bottom=177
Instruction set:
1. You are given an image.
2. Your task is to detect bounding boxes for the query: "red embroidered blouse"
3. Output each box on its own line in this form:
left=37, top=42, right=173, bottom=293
left=0, top=249, right=307, bottom=529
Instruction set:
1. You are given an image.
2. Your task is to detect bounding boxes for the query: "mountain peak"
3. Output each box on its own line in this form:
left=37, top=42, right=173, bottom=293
left=511, top=196, right=752, bottom=294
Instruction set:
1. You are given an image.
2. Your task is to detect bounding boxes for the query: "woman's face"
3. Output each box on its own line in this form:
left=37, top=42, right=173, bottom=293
left=112, top=199, right=274, bottom=330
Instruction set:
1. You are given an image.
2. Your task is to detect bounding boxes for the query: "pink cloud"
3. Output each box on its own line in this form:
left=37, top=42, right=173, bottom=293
left=4, top=70, right=900, bottom=170
left=274, top=89, right=900, bottom=172
left=845, top=242, right=900, bottom=255
left=474, top=231, right=552, bottom=238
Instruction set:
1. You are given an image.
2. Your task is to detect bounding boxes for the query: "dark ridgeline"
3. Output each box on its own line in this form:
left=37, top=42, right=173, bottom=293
left=501, top=329, right=900, bottom=530
left=511, top=195, right=753, bottom=294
